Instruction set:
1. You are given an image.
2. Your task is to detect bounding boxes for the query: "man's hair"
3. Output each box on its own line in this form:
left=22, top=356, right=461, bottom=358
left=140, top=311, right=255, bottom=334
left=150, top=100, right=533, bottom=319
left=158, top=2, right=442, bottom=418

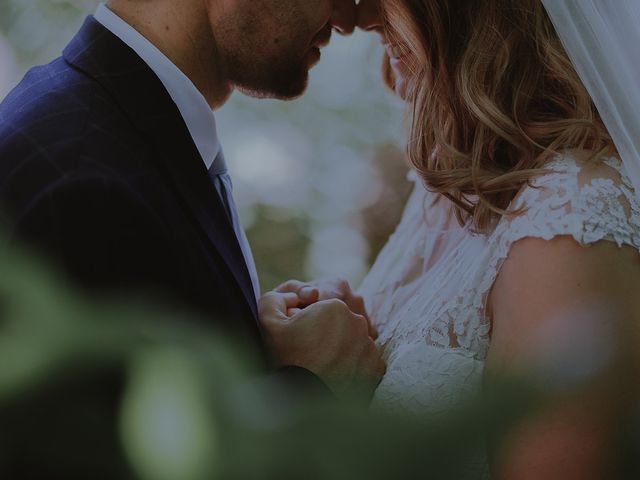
left=382, top=0, right=615, bottom=232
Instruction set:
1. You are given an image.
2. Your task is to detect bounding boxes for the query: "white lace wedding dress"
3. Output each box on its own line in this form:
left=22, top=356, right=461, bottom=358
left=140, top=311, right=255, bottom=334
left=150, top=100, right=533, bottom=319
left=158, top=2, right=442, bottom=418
left=358, top=151, right=640, bottom=477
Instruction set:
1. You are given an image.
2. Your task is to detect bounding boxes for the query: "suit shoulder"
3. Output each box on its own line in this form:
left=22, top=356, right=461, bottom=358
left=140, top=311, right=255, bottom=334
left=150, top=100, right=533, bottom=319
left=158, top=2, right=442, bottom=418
left=0, top=55, right=149, bottom=166
left=0, top=57, right=152, bottom=221
left=0, top=57, right=99, bottom=137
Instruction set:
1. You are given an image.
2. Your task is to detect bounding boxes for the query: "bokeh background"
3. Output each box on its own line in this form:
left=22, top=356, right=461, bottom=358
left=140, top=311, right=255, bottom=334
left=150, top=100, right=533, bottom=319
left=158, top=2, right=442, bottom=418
left=0, top=0, right=413, bottom=292
left=2, top=5, right=640, bottom=479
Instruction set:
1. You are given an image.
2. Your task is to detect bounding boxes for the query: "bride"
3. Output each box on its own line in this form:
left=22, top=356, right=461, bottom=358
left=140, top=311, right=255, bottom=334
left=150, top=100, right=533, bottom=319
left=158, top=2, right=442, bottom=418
left=265, top=0, right=640, bottom=477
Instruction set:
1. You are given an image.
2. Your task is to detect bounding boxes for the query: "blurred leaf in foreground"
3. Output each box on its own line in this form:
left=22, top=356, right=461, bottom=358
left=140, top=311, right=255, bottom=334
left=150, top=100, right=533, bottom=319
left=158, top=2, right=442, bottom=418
left=0, top=242, right=638, bottom=479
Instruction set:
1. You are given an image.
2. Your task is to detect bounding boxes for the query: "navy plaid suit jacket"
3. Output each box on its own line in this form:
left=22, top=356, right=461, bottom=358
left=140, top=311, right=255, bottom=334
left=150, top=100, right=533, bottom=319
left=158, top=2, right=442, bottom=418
left=0, top=17, right=262, bottom=347
left=0, top=18, right=329, bottom=477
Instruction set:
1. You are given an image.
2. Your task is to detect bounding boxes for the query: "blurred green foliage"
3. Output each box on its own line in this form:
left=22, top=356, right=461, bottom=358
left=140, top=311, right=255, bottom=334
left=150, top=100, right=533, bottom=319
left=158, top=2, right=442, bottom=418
left=0, top=242, right=532, bottom=479
left=1, top=243, right=637, bottom=479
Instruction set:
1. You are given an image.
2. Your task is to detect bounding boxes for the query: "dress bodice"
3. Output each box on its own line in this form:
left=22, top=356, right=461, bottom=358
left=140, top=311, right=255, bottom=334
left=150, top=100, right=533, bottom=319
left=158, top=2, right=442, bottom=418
left=358, top=153, right=640, bottom=477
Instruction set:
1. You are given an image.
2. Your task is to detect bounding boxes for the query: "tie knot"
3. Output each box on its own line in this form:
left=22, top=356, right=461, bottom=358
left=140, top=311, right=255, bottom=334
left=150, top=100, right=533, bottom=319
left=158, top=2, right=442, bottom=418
left=208, top=149, right=227, bottom=177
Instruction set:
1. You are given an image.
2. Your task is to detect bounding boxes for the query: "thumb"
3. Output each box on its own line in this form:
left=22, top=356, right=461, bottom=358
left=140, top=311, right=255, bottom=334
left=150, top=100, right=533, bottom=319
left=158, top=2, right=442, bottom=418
left=298, top=286, right=320, bottom=305
left=259, top=291, right=300, bottom=321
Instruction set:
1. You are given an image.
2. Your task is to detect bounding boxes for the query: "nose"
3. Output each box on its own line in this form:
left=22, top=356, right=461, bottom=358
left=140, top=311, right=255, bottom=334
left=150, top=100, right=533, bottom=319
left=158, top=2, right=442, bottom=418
left=356, top=0, right=383, bottom=32
left=330, top=0, right=357, bottom=35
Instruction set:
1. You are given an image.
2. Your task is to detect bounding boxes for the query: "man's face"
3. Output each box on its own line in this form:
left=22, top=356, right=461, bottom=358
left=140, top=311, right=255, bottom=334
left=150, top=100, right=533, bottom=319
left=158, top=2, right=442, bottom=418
left=209, top=0, right=353, bottom=99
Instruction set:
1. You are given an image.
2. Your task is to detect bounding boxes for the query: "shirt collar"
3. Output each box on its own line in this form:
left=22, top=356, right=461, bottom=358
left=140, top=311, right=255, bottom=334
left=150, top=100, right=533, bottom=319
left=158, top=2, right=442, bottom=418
left=94, top=3, right=220, bottom=170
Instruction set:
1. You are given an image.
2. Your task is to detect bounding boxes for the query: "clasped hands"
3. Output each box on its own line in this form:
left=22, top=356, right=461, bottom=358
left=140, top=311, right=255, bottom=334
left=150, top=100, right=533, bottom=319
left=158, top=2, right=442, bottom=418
left=259, top=278, right=385, bottom=398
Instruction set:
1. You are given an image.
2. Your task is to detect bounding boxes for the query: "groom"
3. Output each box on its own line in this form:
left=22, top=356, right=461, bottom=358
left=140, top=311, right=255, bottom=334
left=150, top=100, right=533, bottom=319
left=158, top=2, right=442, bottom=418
left=0, top=0, right=384, bottom=394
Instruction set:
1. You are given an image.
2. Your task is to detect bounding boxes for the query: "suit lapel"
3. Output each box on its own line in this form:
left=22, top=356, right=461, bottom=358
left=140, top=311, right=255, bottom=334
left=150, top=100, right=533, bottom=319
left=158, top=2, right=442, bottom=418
left=63, top=17, right=258, bottom=320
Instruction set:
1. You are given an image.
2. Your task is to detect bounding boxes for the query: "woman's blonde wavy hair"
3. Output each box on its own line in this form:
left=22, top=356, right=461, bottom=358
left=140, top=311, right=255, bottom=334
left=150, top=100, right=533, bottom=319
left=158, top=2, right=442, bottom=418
left=381, top=0, right=615, bottom=232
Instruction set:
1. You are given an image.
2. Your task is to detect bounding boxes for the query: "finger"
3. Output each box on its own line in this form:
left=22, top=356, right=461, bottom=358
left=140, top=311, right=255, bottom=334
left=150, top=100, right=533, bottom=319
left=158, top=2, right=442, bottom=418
left=259, top=291, right=300, bottom=316
left=369, top=323, right=379, bottom=340
left=350, top=311, right=373, bottom=339
left=298, top=286, right=319, bottom=305
left=313, top=278, right=351, bottom=302
left=259, top=292, right=301, bottom=327
left=348, top=298, right=377, bottom=339
left=303, top=298, right=349, bottom=317
left=276, top=280, right=320, bottom=305
left=287, top=308, right=303, bottom=317
left=280, top=292, right=301, bottom=309
left=346, top=294, right=367, bottom=317
left=331, top=0, right=357, bottom=35
left=333, top=278, right=353, bottom=297
left=275, top=279, right=306, bottom=294
left=321, top=297, right=350, bottom=309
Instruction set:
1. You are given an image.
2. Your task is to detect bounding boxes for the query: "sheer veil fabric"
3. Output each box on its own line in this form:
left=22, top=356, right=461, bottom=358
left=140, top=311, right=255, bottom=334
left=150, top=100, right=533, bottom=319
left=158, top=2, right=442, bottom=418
left=542, top=0, right=640, bottom=199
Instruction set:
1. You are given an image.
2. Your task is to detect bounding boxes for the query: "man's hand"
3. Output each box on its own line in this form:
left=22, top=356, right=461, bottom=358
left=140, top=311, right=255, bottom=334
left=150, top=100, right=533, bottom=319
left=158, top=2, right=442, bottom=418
left=331, top=0, right=358, bottom=35
left=259, top=291, right=386, bottom=398
left=275, top=278, right=376, bottom=337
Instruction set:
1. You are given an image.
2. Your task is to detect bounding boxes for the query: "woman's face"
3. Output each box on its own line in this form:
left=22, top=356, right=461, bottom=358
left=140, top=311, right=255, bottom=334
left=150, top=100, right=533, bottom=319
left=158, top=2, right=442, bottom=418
left=357, top=0, right=418, bottom=99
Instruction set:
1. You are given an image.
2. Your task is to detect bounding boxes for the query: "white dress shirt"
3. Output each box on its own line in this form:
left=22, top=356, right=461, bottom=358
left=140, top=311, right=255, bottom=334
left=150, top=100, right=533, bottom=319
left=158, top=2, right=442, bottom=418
left=94, top=3, right=261, bottom=301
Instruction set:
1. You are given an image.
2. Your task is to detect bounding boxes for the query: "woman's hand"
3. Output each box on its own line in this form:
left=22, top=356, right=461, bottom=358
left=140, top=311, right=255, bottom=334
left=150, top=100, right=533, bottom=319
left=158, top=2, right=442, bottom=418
left=275, top=278, right=377, bottom=339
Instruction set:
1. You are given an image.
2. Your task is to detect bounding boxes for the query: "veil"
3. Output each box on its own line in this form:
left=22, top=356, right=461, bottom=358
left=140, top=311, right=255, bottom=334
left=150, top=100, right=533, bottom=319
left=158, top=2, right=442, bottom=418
left=541, top=0, right=640, bottom=198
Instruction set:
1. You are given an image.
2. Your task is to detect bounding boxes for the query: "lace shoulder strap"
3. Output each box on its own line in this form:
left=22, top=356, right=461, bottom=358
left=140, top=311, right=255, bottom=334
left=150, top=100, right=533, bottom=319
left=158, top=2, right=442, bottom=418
left=472, top=153, right=640, bottom=349
left=495, top=153, right=640, bottom=250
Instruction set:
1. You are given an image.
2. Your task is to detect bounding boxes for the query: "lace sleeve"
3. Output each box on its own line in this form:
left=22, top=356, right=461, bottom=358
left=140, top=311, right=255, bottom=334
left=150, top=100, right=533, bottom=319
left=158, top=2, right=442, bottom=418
left=498, top=154, right=640, bottom=250
left=470, top=153, right=640, bottom=356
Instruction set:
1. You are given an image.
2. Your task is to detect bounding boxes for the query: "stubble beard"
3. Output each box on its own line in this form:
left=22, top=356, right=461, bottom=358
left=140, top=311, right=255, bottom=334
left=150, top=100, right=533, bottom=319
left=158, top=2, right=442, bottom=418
left=227, top=52, right=311, bottom=100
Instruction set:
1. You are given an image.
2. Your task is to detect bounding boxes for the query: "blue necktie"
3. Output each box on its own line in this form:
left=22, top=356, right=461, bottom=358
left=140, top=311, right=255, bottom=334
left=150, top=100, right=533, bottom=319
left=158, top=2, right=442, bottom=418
left=208, top=149, right=234, bottom=223
left=208, top=150, right=261, bottom=301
